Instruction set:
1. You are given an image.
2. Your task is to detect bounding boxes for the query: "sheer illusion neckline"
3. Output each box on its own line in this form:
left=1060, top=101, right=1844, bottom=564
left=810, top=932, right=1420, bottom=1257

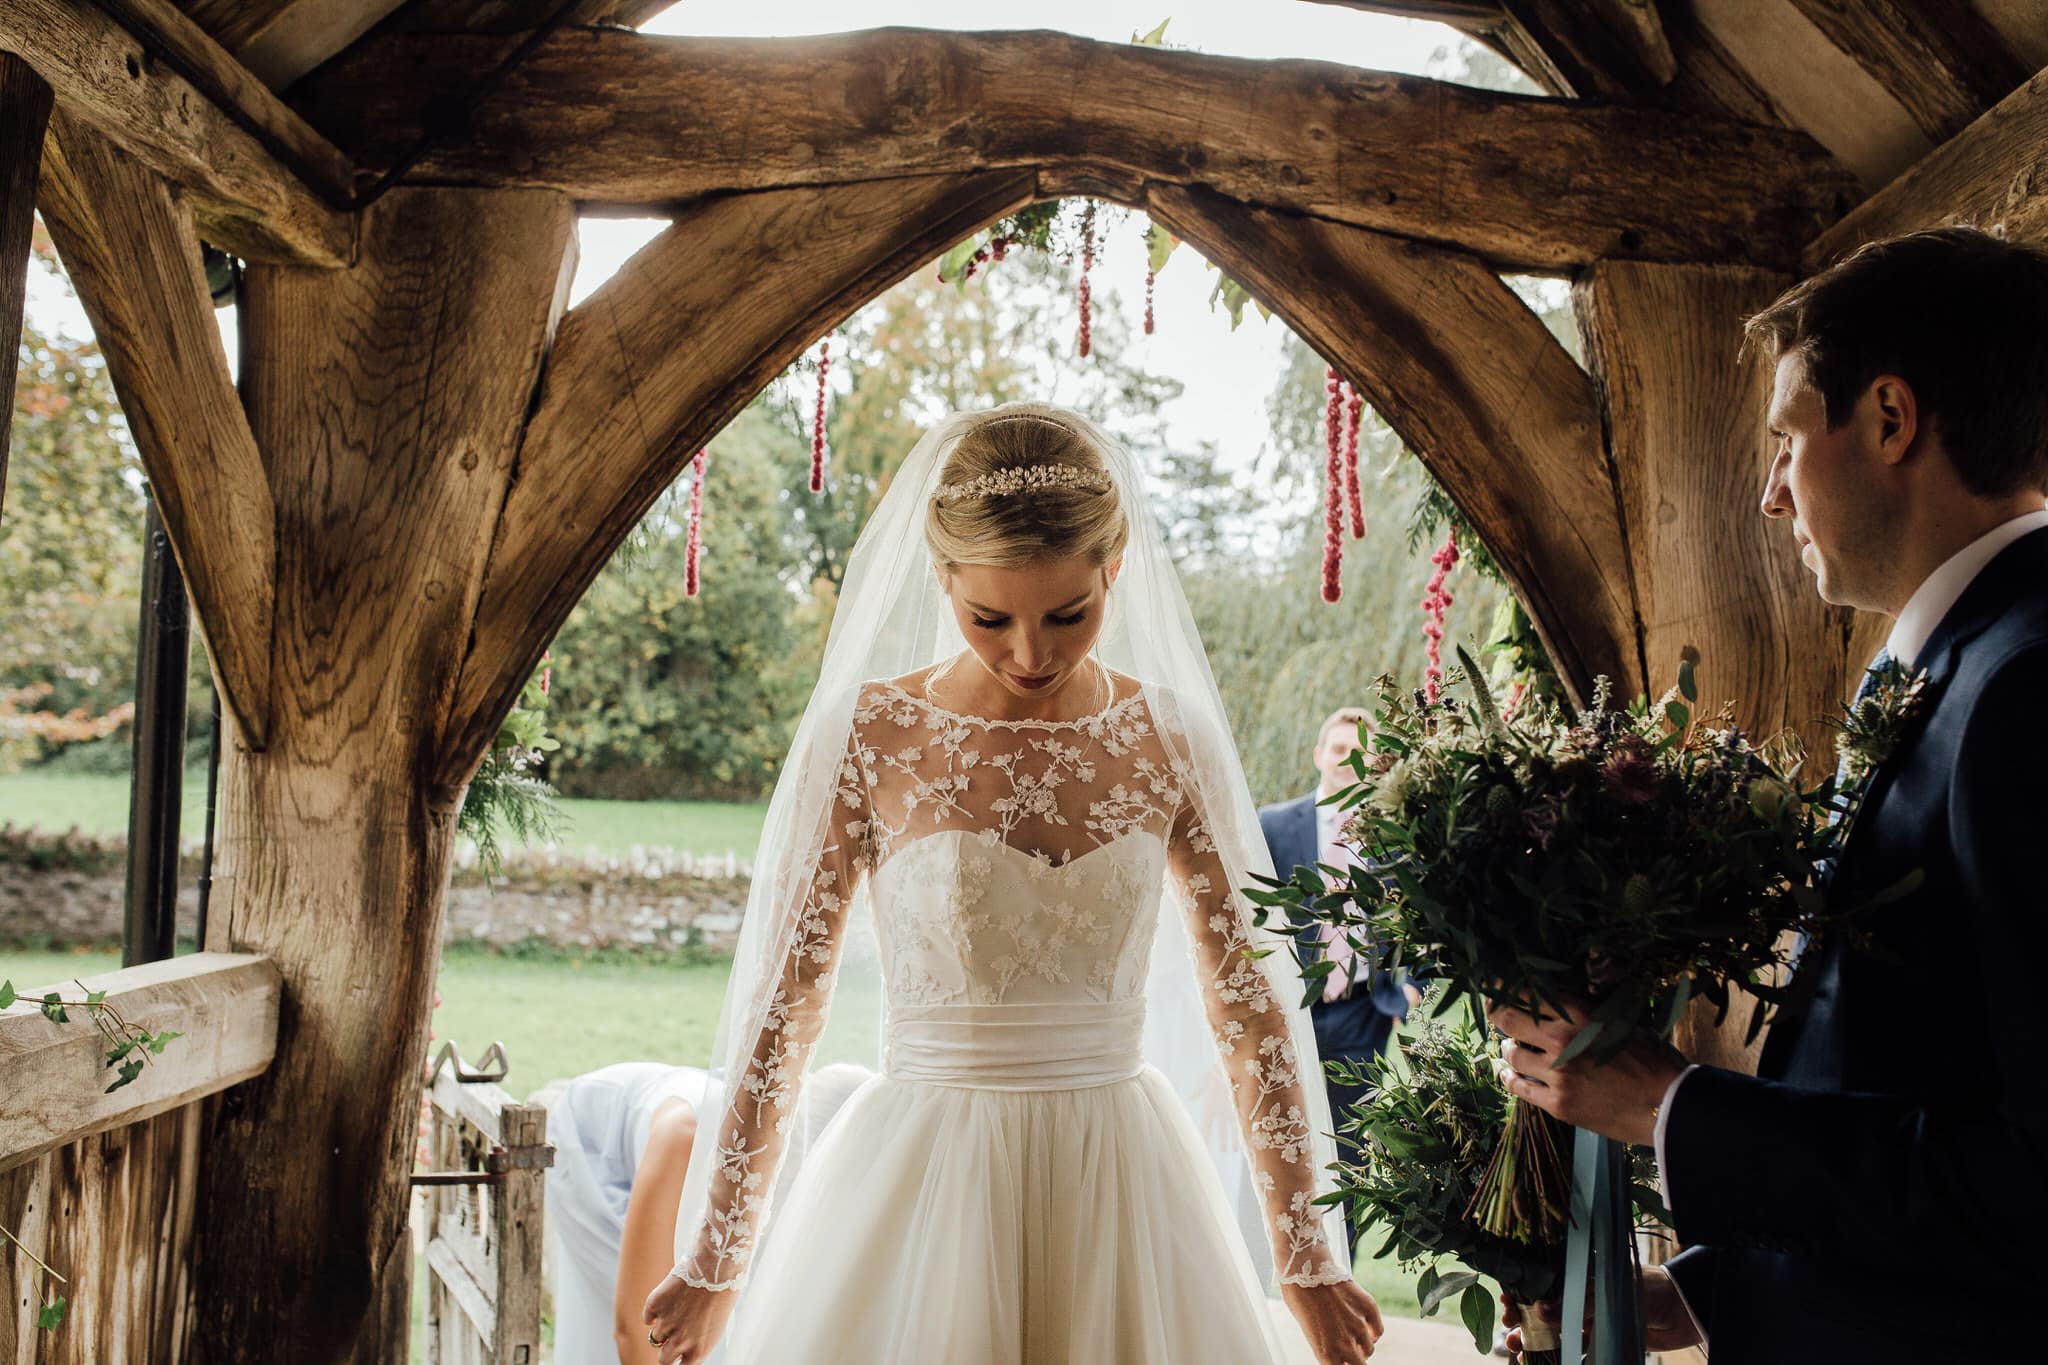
left=874, top=676, right=1144, bottom=731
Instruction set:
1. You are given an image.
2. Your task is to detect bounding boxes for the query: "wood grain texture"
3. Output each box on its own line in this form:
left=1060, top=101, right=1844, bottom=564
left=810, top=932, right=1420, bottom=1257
left=0, top=0, right=353, bottom=264
left=448, top=169, right=1037, bottom=775
left=0, top=53, right=52, bottom=528
left=1148, top=184, right=1636, bottom=705
left=294, top=26, right=1852, bottom=271
left=187, top=185, right=574, bottom=1365
left=1500, top=0, right=1669, bottom=100
left=1786, top=0, right=2028, bottom=143
left=1695, top=0, right=1935, bottom=190
left=0, top=953, right=280, bottom=1175
left=1, top=1103, right=204, bottom=1364
left=1807, top=61, right=2048, bottom=267
left=89, top=0, right=357, bottom=199
left=1576, top=260, right=1879, bottom=1074
left=38, top=110, right=278, bottom=750
left=420, top=1075, right=548, bottom=1363
left=175, top=0, right=307, bottom=51
left=232, top=0, right=412, bottom=89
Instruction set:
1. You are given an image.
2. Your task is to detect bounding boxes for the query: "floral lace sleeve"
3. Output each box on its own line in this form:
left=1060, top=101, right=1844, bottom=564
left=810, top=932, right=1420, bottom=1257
left=1167, top=794, right=1350, bottom=1289
left=670, top=730, right=873, bottom=1291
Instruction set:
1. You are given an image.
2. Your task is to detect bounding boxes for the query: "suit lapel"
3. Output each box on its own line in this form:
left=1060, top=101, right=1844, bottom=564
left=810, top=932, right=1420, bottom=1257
left=1292, top=792, right=1319, bottom=871
left=1833, top=529, right=2045, bottom=877
left=1772, top=529, right=2048, bottom=1075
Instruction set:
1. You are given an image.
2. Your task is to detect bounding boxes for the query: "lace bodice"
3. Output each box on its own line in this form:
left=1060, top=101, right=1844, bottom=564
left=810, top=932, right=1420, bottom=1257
left=674, top=673, right=1347, bottom=1292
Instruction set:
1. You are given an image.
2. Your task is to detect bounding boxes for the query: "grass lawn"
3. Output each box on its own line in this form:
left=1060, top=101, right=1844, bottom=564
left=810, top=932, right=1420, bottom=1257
left=0, top=772, right=768, bottom=859
left=0, top=940, right=1430, bottom=1348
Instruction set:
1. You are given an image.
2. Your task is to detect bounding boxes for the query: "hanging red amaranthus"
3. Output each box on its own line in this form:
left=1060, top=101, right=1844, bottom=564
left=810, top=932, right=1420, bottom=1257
left=540, top=647, right=551, bottom=698
left=810, top=340, right=829, bottom=493
left=1321, top=365, right=1345, bottom=603
left=1421, top=525, right=1462, bottom=700
left=1342, top=383, right=1366, bottom=539
left=1077, top=202, right=1096, bottom=358
left=686, top=448, right=708, bottom=598
left=1144, top=265, right=1156, bottom=335
left=1503, top=680, right=1529, bottom=719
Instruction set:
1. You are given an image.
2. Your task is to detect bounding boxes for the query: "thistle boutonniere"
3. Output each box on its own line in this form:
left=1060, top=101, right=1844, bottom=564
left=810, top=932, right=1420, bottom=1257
left=1829, top=661, right=1933, bottom=789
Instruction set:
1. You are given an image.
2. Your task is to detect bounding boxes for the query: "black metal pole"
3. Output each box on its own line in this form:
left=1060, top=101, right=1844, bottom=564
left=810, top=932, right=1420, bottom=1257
left=122, top=494, right=190, bottom=967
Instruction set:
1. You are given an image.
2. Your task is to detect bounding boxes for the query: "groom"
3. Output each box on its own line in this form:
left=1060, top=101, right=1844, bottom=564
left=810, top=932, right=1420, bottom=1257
left=1260, top=706, right=1422, bottom=1249
left=1490, top=226, right=2048, bottom=1362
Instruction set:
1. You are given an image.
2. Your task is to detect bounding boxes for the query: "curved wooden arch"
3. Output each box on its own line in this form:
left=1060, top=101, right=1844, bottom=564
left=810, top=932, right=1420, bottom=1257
left=447, top=171, right=1641, bottom=782
left=1147, top=184, right=1635, bottom=700
left=445, top=169, right=1039, bottom=772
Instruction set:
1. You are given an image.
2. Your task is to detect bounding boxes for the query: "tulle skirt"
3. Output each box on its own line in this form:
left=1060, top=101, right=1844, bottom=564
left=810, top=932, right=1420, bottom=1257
left=721, top=1066, right=1290, bottom=1365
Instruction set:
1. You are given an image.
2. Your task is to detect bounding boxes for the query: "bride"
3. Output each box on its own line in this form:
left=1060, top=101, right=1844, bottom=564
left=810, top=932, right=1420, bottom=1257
left=642, top=403, right=1384, bottom=1363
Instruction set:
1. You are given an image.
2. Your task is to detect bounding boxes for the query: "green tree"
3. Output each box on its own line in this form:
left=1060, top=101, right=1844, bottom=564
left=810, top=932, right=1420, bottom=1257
left=1185, top=333, right=1507, bottom=804
left=543, top=399, right=808, bottom=800
left=777, top=243, right=1179, bottom=592
left=0, top=228, right=152, bottom=770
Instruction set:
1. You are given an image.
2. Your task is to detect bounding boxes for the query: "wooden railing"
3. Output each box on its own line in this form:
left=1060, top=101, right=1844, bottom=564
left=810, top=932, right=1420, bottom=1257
left=414, top=1044, right=550, bottom=1365
left=1, top=952, right=281, bottom=1364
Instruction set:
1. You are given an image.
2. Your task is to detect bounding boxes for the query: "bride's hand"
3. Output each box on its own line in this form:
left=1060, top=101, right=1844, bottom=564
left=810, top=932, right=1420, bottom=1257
left=1282, top=1278, right=1384, bottom=1363
left=643, top=1274, right=737, bottom=1365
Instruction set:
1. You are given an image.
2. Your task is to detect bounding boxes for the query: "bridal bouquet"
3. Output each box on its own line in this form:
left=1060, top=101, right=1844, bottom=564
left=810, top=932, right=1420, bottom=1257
left=1256, top=649, right=1858, bottom=1057
left=1251, top=649, right=1883, bottom=1277
left=1334, top=1017, right=1663, bottom=1362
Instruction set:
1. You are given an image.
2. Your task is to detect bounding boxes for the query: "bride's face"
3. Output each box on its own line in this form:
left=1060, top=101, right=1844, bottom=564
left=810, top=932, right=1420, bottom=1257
left=941, top=556, right=1120, bottom=700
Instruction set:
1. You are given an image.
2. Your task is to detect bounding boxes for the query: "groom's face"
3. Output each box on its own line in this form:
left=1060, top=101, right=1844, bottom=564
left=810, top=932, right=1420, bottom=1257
left=1761, top=352, right=1895, bottom=610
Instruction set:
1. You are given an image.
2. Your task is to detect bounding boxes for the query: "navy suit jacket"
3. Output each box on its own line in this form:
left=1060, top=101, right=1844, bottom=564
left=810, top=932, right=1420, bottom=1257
left=1662, top=527, right=2048, bottom=1363
left=1257, top=791, right=1412, bottom=1064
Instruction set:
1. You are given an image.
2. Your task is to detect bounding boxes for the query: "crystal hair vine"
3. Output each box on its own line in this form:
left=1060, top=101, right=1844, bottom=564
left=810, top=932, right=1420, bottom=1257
left=934, top=464, right=1113, bottom=503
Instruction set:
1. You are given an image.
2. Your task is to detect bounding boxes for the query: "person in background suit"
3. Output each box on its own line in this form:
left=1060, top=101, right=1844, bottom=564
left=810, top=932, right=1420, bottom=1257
left=1259, top=705, right=1423, bottom=1251
left=1489, top=226, right=2048, bottom=1363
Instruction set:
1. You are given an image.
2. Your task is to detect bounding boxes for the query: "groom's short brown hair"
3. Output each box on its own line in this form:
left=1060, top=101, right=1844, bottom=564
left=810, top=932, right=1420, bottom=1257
left=1744, top=226, right=2048, bottom=497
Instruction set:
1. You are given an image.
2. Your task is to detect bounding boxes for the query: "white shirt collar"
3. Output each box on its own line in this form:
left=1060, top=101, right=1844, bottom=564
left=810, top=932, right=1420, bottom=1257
left=1886, top=509, right=2048, bottom=669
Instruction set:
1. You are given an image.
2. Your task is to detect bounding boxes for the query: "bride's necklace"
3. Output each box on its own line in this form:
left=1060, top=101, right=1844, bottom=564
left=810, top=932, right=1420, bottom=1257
left=924, top=654, right=1108, bottom=724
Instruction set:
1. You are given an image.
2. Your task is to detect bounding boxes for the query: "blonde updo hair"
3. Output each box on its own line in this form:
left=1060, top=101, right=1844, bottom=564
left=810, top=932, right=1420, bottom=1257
left=923, top=409, right=1129, bottom=571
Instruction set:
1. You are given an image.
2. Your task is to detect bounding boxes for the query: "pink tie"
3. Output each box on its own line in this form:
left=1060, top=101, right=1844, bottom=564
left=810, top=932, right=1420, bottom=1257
left=1318, top=825, right=1358, bottom=1003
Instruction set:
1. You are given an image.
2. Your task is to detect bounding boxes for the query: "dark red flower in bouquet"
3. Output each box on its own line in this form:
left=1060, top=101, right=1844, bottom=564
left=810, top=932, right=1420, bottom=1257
left=1599, top=738, right=1661, bottom=804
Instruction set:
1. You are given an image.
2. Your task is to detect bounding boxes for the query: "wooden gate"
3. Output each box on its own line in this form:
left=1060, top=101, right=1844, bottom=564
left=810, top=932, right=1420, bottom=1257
left=414, top=1044, right=552, bottom=1365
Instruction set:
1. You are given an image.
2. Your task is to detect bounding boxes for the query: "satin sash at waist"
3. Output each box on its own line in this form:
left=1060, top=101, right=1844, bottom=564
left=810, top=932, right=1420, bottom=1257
left=884, top=999, right=1146, bottom=1091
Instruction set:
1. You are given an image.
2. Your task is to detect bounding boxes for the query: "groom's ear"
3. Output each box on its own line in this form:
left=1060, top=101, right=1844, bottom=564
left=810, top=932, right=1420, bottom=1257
left=1866, top=374, right=1921, bottom=468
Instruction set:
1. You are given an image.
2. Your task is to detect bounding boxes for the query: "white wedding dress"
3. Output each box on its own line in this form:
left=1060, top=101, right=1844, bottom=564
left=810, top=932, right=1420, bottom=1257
left=681, top=675, right=1349, bottom=1364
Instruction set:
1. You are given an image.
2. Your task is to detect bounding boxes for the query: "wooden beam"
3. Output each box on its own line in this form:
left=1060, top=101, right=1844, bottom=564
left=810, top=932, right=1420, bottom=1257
left=1148, top=184, right=1638, bottom=704
left=1, top=1104, right=204, bottom=1361
left=392, top=0, right=661, bottom=29
left=1786, top=0, right=2028, bottom=144
left=1573, top=261, right=1872, bottom=758
left=0, top=953, right=280, bottom=1174
left=0, top=53, right=52, bottom=527
left=176, top=0, right=318, bottom=53
left=0, top=0, right=354, bottom=265
left=447, top=169, right=1039, bottom=774
left=178, top=0, right=413, bottom=89
left=296, top=26, right=1853, bottom=271
left=39, top=109, right=278, bottom=749
left=1572, top=261, right=1883, bottom=1121
left=191, top=186, right=576, bottom=1364
left=1498, top=0, right=1671, bottom=100
left=1807, top=61, right=2048, bottom=268
left=1293, top=0, right=1503, bottom=22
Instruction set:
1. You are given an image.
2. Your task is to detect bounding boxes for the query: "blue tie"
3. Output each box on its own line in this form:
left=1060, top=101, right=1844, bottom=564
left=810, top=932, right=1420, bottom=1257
left=1833, top=650, right=1895, bottom=795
